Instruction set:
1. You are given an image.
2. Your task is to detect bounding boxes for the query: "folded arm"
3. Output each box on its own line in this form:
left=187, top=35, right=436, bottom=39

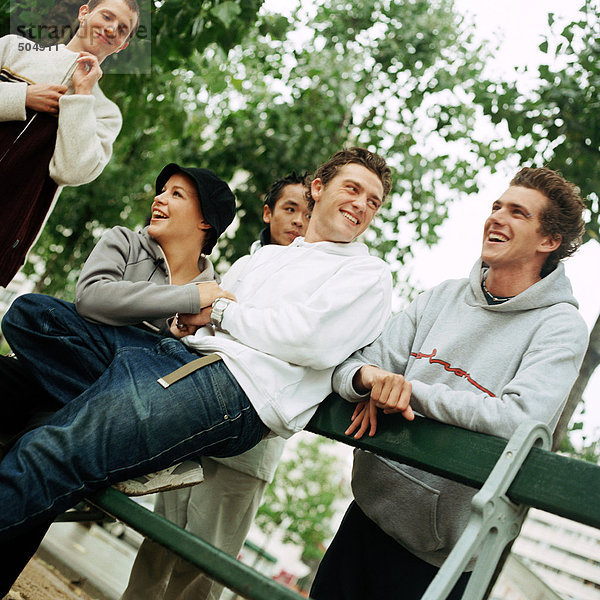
left=75, top=228, right=206, bottom=327
left=218, top=261, right=393, bottom=370
left=345, top=365, right=415, bottom=439
left=410, top=327, right=588, bottom=439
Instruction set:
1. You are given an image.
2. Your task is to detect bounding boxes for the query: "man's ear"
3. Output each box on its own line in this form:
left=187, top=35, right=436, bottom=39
left=538, top=233, right=562, bottom=254
left=262, top=204, right=272, bottom=225
left=310, top=178, right=323, bottom=204
left=78, top=4, right=90, bottom=24
left=115, top=40, right=130, bottom=53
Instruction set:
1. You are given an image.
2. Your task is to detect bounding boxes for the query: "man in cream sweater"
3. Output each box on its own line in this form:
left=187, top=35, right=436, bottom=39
left=0, top=0, right=139, bottom=285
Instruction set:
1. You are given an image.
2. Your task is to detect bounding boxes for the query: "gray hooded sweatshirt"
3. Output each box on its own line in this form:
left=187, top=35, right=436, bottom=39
left=75, top=226, right=216, bottom=336
left=333, top=259, right=588, bottom=568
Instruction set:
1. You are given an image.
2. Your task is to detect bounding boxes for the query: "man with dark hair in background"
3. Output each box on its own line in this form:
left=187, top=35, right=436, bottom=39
left=253, top=170, right=311, bottom=248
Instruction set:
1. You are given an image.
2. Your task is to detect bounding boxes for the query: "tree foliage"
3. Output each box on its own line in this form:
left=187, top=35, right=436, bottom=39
left=1, top=0, right=263, bottom=295
left=473, top=0, right=600, bottom=241
left=2, top=0, right=496, bottom=298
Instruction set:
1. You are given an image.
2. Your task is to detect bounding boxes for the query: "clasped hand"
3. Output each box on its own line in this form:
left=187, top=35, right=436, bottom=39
left=25, top=83, right=67, bottom=114
left=25, top=52, right=103, bottom=114
left=169, top=282, right=236, bottom=338
left=345, top=365, right=414, bottom=439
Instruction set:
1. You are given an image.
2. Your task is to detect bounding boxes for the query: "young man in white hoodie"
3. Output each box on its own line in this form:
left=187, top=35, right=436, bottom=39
left=0, top=0, right=140, bottom=285
left=310, top=166, right=589, bottom=600
left=0, top=147, right=393, bottom=590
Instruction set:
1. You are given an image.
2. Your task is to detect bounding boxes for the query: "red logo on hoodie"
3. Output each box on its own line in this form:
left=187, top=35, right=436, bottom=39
left=410, top=348, right=496, bottom=397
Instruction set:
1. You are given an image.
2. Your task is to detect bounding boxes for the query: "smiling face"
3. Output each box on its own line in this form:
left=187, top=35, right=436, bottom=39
left=481, top=185, right=561, bottom=277
left=148, top=172, right=211, bottom=248
left=263, top=183, right=311, bottom=246
left=304, top=163, right=383, bottom=243
left=73, top=0, right=137, bottom=61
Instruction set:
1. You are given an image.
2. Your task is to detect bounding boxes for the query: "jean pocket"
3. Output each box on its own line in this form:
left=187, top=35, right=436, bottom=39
left=157, top=337, right=188, bottom=356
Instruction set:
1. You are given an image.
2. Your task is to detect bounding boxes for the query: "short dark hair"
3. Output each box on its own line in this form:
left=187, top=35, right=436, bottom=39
left=201, top=229, right=217, bottom=256
left=307, top=147, right=392, bottom=211
left=510, top=167, right=585, bottom=276
left=263, top=171, right=309, bottom=211
left=86, top=0, right=140, bottom=38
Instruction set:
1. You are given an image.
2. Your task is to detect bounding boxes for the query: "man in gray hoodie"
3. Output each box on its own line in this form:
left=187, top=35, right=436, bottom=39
left=311, top=166, right=589, bottom=600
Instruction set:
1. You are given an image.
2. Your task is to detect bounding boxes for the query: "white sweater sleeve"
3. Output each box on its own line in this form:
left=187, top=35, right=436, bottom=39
left=0, top=35, right=28, bottom=121
left=0, top=81, right=27, bottom=121
left=221, top=260, right=393, bottom=370
left=49, top=88, right=122, bottom=186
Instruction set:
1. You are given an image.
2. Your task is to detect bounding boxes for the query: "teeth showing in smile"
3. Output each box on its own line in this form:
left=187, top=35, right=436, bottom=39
left=152, top=209, right=168, bottom=219
left=489, top=232, right=508, bottom=242
left=341, top=211, right=358, bottom=225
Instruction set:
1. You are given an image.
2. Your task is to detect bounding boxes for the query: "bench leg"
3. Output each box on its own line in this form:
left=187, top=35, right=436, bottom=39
left=421, top=420, right=551, bottom=600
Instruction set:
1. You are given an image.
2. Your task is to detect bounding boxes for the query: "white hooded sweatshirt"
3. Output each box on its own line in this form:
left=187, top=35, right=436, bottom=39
left=183, top=237, right=393, bottom=438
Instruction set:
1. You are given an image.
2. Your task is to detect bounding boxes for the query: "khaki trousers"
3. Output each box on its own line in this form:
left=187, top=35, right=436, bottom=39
left=121, top=457, right=267, bottom=600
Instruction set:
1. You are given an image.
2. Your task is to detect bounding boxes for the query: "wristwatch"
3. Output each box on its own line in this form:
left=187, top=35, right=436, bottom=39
left=210, top=297, right=233, bottom=330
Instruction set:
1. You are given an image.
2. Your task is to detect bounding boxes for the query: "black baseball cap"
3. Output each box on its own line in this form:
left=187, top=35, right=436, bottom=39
left=155, top=163, right=236, bottom=254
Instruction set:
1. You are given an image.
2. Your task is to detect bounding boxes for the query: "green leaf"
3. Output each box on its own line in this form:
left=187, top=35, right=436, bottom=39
left=210, top=1, right=242, bottom=29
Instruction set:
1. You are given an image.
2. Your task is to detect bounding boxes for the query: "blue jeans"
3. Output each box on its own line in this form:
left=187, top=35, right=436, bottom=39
left=2, top=293, right=164, bottom=404
left=0, top=295, right=264, bottom=542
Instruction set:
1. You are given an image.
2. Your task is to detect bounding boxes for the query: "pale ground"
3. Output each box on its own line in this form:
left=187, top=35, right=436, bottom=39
left=3, top=558, right=94, bottom=600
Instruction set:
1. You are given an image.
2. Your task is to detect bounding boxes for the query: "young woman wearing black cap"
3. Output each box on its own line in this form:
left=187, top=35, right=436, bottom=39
left=0, top=162, right=236, bottom=591
left=75, top=163, right=236, bottom=337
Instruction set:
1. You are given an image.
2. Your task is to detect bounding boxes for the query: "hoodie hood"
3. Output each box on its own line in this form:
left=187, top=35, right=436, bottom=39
left=141, top=226, right=216, bottom=283
left=289, top=236, right=372, bottom=258
left=466, top=258, right=579, bottom=312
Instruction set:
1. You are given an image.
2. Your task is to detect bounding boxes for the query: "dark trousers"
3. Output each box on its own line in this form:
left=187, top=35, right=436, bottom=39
left=0, top=355, right=58, bottom=594
left=0, top=354, right=60, bottom=454
left=0, top=522, right=51, bottom=596
left=311, top=501, right=470, bottom=600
